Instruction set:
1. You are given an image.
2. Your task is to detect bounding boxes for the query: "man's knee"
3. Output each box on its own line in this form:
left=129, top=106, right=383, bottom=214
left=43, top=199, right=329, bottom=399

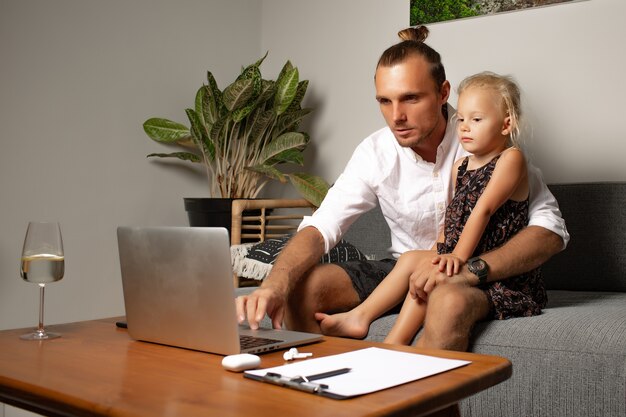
left=417, top=284, right=488, bottom=351
left=426, top=284, right=489, bottom=324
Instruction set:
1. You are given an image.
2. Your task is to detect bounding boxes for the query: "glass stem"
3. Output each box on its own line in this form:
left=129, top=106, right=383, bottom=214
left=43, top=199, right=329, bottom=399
left=38, top=284, right=46, bottom=335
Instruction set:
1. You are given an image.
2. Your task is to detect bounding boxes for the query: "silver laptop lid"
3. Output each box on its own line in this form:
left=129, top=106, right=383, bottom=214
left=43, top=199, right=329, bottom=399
left=118, top=227, right=242, bottom=354
left=117, top=226, right=322, bottom=355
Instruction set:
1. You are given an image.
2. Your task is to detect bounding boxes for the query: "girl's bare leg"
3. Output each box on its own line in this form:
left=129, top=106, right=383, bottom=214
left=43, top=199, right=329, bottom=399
left=384, top=292, right=427, bottom=345
left=315, top=250, right=433, bottom=339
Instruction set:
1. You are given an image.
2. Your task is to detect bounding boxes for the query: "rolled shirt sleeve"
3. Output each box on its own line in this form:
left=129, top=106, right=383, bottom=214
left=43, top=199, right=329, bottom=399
left=527, top=163, right=570, bottom=249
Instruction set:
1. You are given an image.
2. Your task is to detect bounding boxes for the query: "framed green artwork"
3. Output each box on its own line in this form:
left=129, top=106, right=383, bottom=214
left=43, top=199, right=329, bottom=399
left=410, top=0, right=589, bottom=25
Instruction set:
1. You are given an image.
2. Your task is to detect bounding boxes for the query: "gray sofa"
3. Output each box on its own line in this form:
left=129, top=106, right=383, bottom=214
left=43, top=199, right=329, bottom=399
left=239, top=182, right=626, bottom=417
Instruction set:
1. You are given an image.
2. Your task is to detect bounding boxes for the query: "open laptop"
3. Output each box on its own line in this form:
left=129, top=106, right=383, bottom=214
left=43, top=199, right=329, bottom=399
left=117, top=226, right=322, bottom=355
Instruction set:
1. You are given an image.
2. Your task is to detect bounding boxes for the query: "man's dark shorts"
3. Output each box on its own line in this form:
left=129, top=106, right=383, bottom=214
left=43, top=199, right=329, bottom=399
left=335, top=258, right=397, bottom=302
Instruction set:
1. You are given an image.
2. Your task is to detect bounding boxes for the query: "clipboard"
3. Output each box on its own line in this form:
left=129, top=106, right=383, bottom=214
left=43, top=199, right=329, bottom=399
left=244, top=347, right=471, bottom=399
left=244, top=369, right=349, bottom=400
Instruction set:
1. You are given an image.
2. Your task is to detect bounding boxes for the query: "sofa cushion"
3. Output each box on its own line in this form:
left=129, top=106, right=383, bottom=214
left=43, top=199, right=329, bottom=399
left=461, top=290, right=626, bottom=417
left=543, top=182, right=626, bottom=292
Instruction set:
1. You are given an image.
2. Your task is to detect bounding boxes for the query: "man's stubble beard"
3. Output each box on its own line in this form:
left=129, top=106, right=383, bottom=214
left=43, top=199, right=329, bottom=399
left=393, top=117, right=442, bottom=151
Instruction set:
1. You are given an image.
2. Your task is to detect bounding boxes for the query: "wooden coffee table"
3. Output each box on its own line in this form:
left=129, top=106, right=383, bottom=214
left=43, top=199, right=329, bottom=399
left=0, top=317, right=510, bottom=417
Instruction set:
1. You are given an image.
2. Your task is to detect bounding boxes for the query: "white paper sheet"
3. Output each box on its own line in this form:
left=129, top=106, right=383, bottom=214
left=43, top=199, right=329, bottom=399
left=245, top=347, right=470, bottom=398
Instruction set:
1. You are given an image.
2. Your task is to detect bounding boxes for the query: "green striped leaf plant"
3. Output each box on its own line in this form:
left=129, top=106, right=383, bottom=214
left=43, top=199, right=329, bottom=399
left=143, top=54, right=329, bottom=207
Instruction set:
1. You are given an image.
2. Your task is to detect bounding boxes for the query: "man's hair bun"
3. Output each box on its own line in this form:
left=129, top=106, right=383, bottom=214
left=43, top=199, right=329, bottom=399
left=377, top=25, right=445, bottom=94
left=398, top=26, right=429, bottom=43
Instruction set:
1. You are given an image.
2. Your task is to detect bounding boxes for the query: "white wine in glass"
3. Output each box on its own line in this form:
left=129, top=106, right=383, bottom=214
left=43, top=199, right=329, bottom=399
left=20, top=222, right=65, bottom=340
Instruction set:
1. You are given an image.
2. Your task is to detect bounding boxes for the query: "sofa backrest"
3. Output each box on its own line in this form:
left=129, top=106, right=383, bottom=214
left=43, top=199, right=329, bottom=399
left=343, top=205, right=391, bottom=261
left=543, top=182, right=626, bottom=292
left=345, top=182, right=626, bottom=293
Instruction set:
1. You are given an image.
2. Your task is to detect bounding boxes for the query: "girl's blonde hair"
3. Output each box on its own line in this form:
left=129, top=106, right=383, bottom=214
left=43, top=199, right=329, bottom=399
left=457, top=72, right=522, bottom=147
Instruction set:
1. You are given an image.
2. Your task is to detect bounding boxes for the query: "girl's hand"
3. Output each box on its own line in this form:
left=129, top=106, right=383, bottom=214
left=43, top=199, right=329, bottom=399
left=409, top=268, right=440, bottom=302
left=432, top=254, right=465, bottom=277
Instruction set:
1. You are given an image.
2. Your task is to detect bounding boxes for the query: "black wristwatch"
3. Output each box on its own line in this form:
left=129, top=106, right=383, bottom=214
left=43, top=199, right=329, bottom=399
left=467, top=257, right=489, bottom=284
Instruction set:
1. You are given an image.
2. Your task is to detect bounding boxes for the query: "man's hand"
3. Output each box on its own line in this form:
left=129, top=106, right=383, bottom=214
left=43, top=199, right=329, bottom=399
left=235, top=226, right=327, bottom=331
left=235, top=283, right=286, bottom=330
left=431, top=253, right=465, bottom=277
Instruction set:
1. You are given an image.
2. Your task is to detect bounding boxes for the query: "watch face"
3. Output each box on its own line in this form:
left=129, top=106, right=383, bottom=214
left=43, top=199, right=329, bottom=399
left=473, top=260, right=486, bottom=271
left=468, top=258, right=487, bottom=275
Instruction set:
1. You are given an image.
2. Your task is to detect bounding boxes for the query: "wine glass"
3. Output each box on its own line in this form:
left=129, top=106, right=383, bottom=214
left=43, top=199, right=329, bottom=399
left=20, top=222, right=65, bottom=340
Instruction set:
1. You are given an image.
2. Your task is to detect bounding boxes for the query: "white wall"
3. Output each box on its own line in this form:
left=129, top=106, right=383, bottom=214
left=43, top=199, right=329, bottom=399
left=0, top=0, right=261, bottom=331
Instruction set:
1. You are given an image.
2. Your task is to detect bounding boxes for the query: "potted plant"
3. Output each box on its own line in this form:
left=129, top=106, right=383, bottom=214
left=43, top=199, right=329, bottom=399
left=142, top=53, right=329, bottom=228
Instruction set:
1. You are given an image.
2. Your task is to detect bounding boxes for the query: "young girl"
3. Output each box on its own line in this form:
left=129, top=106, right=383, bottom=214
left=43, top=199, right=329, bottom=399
left=316, top=72, right=546, bottom=344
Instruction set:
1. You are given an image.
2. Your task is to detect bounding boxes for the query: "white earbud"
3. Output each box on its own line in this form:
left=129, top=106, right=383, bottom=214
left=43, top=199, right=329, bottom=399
left=283, top=347, right=313, bottom=361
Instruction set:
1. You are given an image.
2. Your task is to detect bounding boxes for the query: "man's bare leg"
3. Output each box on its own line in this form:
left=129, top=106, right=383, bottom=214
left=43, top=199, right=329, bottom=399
left=284, top=263, right=360, bottom=333
left=415, top=283, right=490, bottom=351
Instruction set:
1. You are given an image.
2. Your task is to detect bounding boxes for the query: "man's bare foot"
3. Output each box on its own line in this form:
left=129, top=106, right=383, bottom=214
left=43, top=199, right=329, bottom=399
left=314, top=310, right=370, bottom=339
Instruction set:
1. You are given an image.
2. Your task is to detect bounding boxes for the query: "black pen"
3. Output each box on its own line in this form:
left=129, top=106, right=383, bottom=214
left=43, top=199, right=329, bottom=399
left=291, top=367, right=351, bottom=383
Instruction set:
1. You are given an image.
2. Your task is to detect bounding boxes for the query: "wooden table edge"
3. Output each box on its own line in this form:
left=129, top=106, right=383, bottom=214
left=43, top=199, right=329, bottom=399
left=0, top=317, right=512, bottom=417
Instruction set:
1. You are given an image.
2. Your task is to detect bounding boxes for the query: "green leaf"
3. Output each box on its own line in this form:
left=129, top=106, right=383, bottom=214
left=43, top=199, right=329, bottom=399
left=274, top=66, right=299, bottom=115
left=259, top=132, right=308, bottom=165
left=143, top=118, right=190, bottom=143
left=286, top=80, right=309, bottom=112
left=200, top=86, right=217, bottom=126
left=231, top=97, right=259, bottom=123
left=186, top=108, right=215, bottom=160
left=209, top=116, right=227, bottom=149
left=147, top=152, right=202, bottom=163
left=246, top=109, right=275, bottom=145
left=287, top=173, right=330, bottom=207
left=195, top=87, right=205, bottom=125
left=256, top=80, right=276, bottom=106
left=270, top=148, right=304, bottom=165
left=206, top=71, right=221, bottom=100
left=204, top=71, right=224, bottom=122
left=274, top=108, right=312, bottom=138
left=276, top=60, right=294, bottom=85
left=223, top=78, right=255, bottom=112
left=245, top=164, right=287, bottom=183
left=230, top=61, right=263, bottom=122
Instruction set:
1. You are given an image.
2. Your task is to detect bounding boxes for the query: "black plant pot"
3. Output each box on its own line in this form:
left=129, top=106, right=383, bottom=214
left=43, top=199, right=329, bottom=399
left=184, top=198, right=234, bottom=231
left=183, top=198, right=269, bottom=242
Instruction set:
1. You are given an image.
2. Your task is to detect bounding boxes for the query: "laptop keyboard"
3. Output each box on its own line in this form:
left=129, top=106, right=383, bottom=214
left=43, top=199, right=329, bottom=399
left=239, top=334, right=283, bottom=350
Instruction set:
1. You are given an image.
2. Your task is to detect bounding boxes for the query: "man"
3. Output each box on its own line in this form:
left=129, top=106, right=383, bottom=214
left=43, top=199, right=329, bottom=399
left=235, top=27, right=568, bottom=351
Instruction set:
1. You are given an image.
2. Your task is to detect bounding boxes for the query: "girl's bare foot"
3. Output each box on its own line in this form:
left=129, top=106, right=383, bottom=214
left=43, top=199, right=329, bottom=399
left=314, top=310, right=370, bottom=339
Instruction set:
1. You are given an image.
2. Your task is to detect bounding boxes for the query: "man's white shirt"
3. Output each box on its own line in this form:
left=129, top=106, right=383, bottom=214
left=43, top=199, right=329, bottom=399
left=299, top=106, right=569, bottom=257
